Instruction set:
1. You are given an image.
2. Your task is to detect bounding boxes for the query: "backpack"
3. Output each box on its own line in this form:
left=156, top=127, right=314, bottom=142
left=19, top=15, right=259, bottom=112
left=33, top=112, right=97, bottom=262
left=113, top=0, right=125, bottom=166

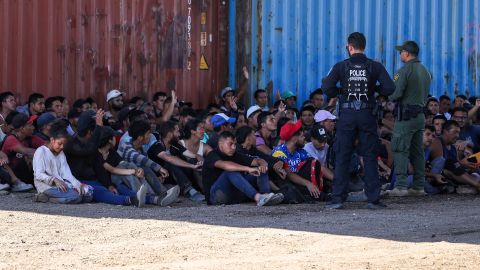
left=343, top=59, right=373, bottom=102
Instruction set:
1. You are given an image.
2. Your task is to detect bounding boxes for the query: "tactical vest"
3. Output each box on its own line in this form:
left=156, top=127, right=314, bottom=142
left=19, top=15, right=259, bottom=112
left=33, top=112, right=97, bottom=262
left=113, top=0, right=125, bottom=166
left=343, top=60, right=373, bottom=102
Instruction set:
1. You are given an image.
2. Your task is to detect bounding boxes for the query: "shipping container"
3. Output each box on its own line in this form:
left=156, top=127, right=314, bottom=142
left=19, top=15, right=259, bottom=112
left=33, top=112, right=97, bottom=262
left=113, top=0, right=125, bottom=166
left=230, top=0, right=480, bottom=105
left=0, top=0, right=229, bottom=109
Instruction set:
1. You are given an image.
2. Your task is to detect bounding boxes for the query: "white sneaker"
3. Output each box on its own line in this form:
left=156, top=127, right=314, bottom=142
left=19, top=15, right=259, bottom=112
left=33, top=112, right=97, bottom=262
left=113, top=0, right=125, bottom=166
left=159, top=185, right=180, bottom=206
left=11, top=182, right=34, bottom=192
left=386, top=188, right=409, bottom=197
left=456, top=185, right=478, bottom=195
left=257, top=193, right=284, bottom=206
left=135, top=184, right=148, bottom=208
left=407, top=188, right=426, bottom=196
left=0, top=183, right=10, bottom=191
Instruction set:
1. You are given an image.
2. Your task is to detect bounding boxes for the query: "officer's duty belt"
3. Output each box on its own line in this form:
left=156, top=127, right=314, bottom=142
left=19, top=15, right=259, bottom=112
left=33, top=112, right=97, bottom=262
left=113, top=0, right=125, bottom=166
left=341, top=102, right=373, bottom=110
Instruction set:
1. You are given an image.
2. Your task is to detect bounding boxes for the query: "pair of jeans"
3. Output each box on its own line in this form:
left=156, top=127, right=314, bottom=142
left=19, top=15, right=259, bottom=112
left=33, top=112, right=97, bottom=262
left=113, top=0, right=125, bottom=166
left=210, top=172, right=270, bottom=205
left=42, top=187, right=90, bottom=204
left=141, top=167, right=168, bottom=196
left=114, top=182, right=156, bottom=204
left=82, top=180, right=132, bottom=206
left=164, top=162, right=194, bottom=194
left=111, top=162, right=143, bottom=191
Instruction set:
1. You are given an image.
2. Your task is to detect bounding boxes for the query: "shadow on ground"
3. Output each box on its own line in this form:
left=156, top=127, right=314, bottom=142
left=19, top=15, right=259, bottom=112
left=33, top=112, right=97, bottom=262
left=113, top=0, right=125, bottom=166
left=1, top=192, right=479, bottom=245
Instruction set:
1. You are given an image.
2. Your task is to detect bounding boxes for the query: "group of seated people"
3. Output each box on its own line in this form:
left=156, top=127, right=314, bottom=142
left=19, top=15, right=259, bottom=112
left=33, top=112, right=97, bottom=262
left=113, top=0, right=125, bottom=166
left=0, top=86, right=479, bottom=208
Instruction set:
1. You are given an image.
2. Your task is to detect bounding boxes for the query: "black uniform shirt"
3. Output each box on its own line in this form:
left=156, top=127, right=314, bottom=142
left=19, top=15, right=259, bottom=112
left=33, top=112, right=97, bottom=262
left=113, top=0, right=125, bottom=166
left=322, top=53, right=395, bottom=103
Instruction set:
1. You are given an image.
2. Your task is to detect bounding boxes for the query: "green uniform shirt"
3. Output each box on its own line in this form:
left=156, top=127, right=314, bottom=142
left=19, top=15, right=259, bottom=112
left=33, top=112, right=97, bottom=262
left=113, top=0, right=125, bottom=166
left=389, top=59, right=431, bottom=106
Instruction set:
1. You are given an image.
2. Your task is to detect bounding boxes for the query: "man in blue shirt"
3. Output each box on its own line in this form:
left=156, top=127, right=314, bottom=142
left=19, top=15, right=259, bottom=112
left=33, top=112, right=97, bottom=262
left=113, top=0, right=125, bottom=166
left=452, top=107, right=480, bottom=152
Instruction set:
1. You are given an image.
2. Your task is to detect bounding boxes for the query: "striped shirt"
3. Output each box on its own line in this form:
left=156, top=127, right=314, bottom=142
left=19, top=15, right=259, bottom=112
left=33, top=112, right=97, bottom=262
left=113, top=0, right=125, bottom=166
left=117, top=140, right=162, bottom=173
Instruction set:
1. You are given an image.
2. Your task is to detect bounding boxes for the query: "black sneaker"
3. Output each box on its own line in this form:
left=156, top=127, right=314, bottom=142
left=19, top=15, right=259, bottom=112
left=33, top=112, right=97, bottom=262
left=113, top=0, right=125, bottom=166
left=34, top=193, right=49, bottom=203
left=130, top=196, right=139, bottom=206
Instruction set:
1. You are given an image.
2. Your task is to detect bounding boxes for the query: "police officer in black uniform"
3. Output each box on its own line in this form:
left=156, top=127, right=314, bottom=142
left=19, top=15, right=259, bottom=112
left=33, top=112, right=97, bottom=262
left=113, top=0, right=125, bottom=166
left=321, top=32, right=395, bottom=209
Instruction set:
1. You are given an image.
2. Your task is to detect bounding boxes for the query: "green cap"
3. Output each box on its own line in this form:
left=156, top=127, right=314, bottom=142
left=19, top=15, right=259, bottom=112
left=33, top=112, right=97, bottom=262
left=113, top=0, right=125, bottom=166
left=395, top=40, right=419, bottom=55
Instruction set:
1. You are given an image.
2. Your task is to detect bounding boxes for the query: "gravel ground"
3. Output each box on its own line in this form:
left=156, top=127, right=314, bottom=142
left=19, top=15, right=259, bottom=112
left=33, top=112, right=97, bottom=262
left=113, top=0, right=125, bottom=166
left=0, top=192, right=479, bottom=270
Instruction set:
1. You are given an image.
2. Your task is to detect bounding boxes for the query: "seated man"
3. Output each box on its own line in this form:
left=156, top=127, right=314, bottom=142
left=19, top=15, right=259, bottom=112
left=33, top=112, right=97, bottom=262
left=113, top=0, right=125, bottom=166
left=206, top=113, right=236, bottom=148
left=117, top=120, right=179, bottom=206
left=96, top=126, right=162, bottom=206
left=429, top=120, right=480, bottom=193
left=388, top=125, right=448, bottom=195
left=63, top=110, right=149, bottom=207
left=118, top=109, right=157, bottom=153
left=452, top=107, right=480, bottom=152
left=432, top=114, right=447, bottom=137
left=0, top=150, right=33, bottom=193
left=423, top=125, right=448, bottom=194
left=235, top=126, right=287, bottom=184
left=255, top=111, right=277, bottom=155
left=148, top=121, right=205, bottom=202
left=1, top=113, right=37, bottom=184
left=203, top=131, right=283, bottom=206
left=303, top=124, right=334, bottom=182
left=300, top=105, right=316, bottom=136
left=272, top=121, right=330, bottom=202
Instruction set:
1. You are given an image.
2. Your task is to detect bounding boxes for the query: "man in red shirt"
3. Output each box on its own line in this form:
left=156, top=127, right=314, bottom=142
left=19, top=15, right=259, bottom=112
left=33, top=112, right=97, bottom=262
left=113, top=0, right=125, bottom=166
left=1, top=113, right=37, bottom=183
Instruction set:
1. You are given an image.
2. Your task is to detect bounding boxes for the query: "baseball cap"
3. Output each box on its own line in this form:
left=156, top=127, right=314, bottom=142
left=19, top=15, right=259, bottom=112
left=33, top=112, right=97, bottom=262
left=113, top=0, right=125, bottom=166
left=310, top=124, right=328, bottom=142
left=77, top=110, right=96, bottom=134
left=106, top=89, right=124, bottom=102
left=279, top=120, right=302, bottom=141
left=314, top=110, right=336, bottom=123
left=246, top=105, right=262, bottom=119
left=220, top=87, right=235, bottom=98
left=37, top=112, right=57, bottom=129
left=211, top=113, right=236, bottom=128
left=281, top=91, right=296, bottom=100
left=11, top=113, right=37, bottom=129
left=99, top=126, right=121, bottom=145
left=395, top=40, right=419, bottom=55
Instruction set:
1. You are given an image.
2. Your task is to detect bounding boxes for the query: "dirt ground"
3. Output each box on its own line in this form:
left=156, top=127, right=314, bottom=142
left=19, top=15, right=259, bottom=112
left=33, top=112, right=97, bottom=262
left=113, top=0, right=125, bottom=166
left=0, top=192, right=479, bottom=270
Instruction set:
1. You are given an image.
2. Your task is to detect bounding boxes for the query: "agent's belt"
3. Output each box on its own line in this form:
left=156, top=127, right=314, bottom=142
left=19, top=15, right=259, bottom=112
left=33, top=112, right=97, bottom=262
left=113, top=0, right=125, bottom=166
left=341, top=102, right=373, bottom=110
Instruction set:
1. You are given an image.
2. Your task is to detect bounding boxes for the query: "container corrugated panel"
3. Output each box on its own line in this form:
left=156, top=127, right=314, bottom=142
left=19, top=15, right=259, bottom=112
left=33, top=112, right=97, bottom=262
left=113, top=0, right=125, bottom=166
left=0, top=0, right=228, bottom=108
left=242, top=0, right=480, bottom=104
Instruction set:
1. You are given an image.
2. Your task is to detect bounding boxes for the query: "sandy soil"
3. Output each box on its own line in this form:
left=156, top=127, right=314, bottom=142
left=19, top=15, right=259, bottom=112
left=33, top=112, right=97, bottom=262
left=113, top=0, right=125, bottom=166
left=0, top=192, right=479, bottom=270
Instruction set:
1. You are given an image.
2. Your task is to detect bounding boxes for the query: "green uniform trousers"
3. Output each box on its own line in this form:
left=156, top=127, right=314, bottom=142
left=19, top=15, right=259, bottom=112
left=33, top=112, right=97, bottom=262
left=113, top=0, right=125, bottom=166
left=391, top=114, right=425, bottom=189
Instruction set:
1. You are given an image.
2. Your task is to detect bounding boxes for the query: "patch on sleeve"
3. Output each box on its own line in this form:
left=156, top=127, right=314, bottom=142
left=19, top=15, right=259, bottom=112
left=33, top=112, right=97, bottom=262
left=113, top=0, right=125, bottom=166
left=394, top=73, right=400, bottom=82
left=272, top=151, right=287, bottom=160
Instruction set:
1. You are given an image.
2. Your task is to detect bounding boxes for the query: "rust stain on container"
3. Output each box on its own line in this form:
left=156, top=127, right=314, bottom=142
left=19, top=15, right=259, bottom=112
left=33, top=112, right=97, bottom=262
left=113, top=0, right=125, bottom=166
left=0, top=0, right=228, bottom=109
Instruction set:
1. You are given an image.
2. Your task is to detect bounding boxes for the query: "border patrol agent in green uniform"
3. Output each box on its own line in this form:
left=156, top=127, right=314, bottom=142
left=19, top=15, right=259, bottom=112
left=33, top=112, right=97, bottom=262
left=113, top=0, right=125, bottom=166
left=389, top=41, right=431, bottom=196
